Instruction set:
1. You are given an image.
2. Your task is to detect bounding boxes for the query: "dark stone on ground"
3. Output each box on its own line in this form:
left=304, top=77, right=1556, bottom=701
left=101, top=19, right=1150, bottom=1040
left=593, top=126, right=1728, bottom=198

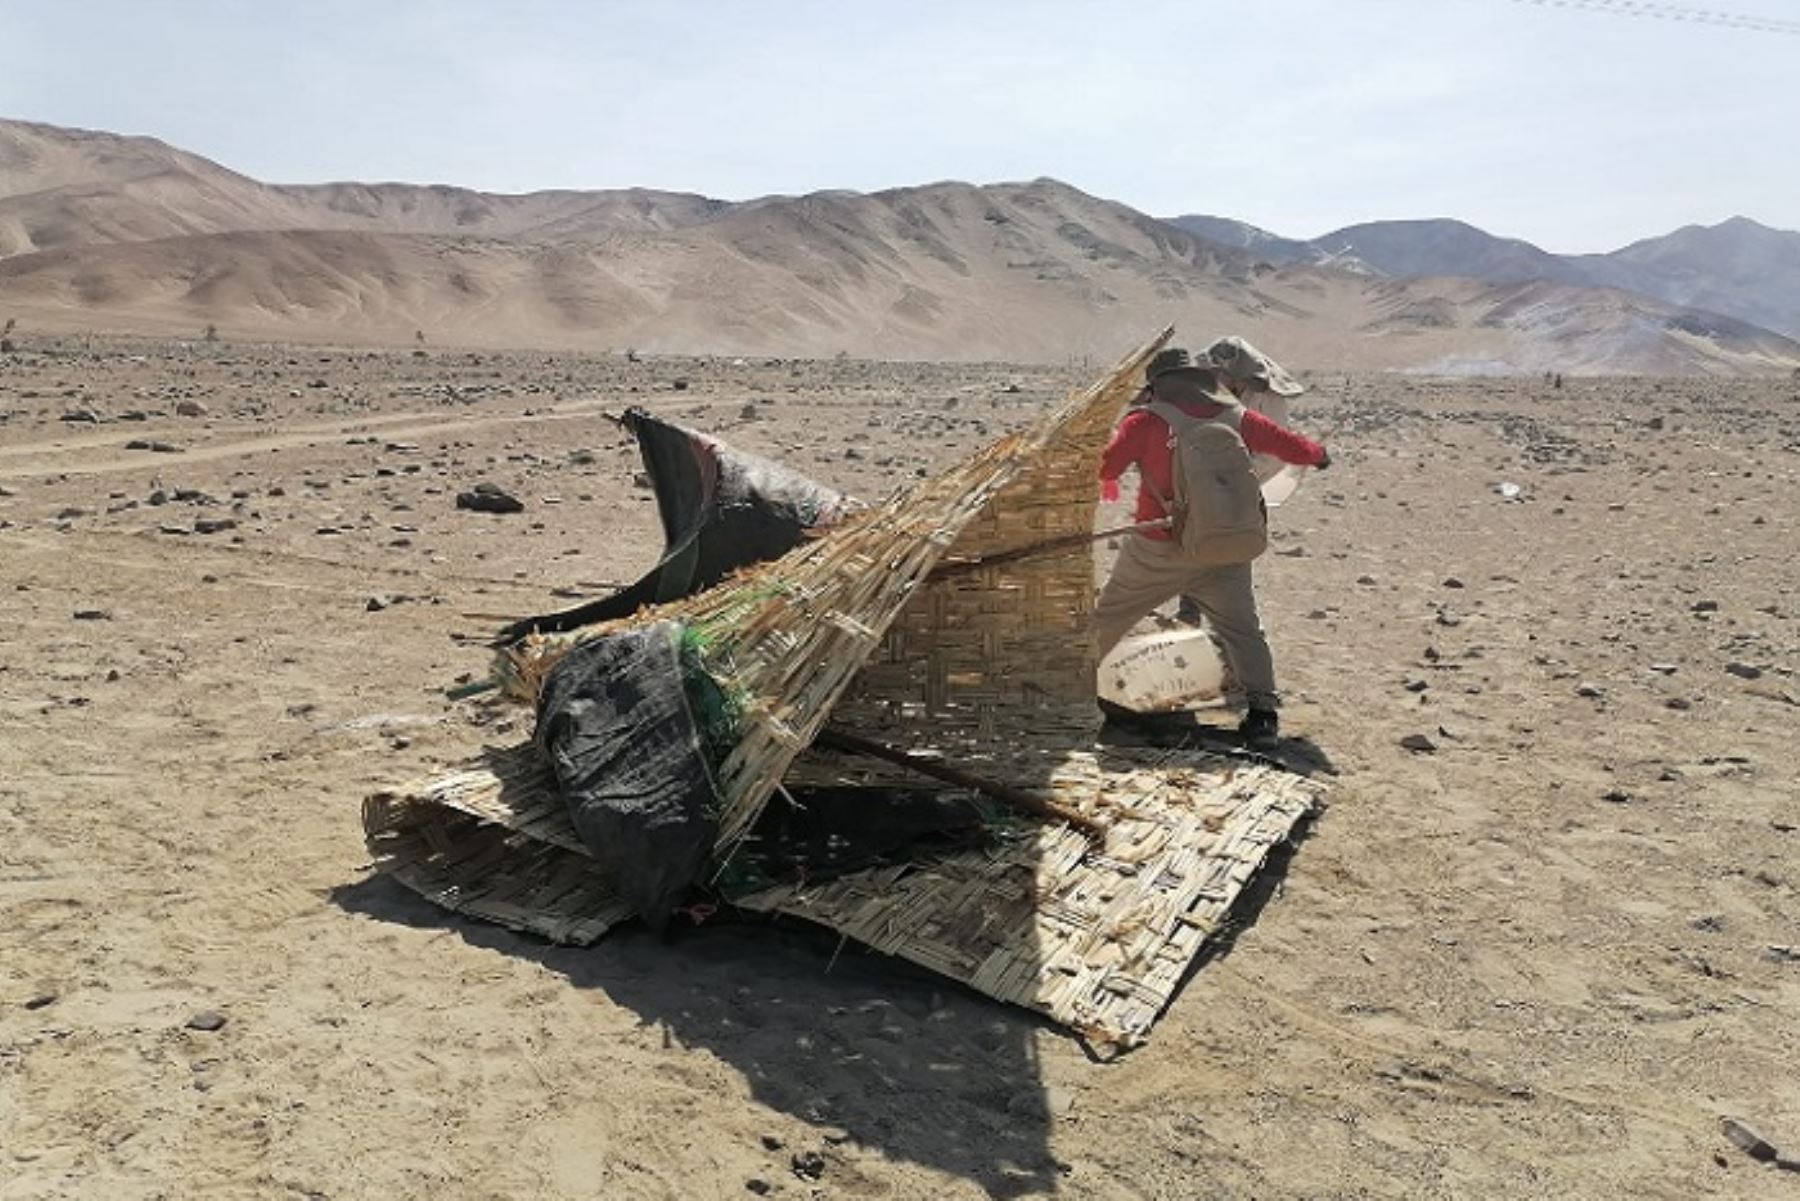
left=455, top=484, right=525, bottom=514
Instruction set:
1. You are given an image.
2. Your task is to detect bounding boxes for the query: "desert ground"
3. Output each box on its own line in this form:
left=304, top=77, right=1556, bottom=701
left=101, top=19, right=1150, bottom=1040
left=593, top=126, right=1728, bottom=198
left=1, top=334, right=1795, bottom=1199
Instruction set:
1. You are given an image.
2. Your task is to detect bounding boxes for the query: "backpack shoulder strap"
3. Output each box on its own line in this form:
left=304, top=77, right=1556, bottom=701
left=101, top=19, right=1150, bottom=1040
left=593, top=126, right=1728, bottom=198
left=1146, top=400, right=1196, bottom=437
left=1148, top=399, right=1245, bottom=433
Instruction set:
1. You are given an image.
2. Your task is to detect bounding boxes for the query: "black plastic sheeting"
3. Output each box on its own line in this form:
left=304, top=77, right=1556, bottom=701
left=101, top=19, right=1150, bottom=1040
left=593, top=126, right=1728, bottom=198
left=496, top=409, right=855, bottom=645
left=534, top=621, right=722, bottom=933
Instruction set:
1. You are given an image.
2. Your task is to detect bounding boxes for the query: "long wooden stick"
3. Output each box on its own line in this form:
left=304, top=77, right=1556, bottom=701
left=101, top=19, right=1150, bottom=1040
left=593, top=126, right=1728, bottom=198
left=816, top=726, right=1105, bottom=840
left=928, top=517, right=1172, bottom=581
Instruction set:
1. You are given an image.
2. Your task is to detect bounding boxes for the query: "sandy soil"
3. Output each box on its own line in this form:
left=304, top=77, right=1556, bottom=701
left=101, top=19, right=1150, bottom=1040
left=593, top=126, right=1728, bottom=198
left=1, top=335, right=1796, bottom=1199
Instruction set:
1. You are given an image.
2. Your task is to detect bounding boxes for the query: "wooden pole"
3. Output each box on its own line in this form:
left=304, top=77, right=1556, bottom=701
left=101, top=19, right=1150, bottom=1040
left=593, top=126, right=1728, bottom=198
left=927, top=517, right=1172, bottom=582
left=816, top=726, right=1106, bottom=840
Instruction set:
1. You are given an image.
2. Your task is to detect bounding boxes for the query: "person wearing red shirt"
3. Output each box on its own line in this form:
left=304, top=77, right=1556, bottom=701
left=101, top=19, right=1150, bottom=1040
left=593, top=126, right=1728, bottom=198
left=1094, top=344, right=1329, bottom=748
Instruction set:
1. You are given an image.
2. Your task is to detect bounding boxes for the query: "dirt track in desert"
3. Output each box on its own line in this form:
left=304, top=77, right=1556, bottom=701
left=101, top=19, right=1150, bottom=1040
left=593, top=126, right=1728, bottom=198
left=2, top=335, right=1796, bottom=1199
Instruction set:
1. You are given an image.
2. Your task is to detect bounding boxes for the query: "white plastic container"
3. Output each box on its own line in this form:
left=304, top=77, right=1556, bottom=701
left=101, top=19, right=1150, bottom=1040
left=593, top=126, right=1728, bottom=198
left=1260, top=463, right=1306, bottom=508
left=1247, top=394, right=1309, bottom=509
left=1098, top=627, right=1229, bottom=711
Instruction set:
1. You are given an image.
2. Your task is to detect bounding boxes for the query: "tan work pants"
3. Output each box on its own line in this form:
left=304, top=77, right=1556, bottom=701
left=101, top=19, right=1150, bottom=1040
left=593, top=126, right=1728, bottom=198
left=1093, top=535, right=1279, bottom=710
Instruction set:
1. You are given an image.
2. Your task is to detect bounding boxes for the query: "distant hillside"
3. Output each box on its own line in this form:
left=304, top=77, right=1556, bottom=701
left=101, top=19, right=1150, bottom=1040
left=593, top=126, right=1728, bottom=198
left=1166, top=215, right=1321, bottom=264
left=2, top=117, right=1797, bottom=375
left=1312, top=219, right=1583, bottom=287
left=1578, top=217, right=1800, bottom=345
left=1168, top=205, right=1800, bottom=341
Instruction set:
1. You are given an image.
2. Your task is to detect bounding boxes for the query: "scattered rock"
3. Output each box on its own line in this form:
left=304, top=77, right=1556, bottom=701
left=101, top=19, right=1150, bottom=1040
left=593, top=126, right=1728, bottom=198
left=455, top=484, right=524, bottom=514
left=193, top=518, right=236, bottom=535
left=61, top=409, right=101, bottom=423
left=185, top=1010, right=228, bottom=1032
left=1601, top=789, right=1635, bottom=804
left=72, top=609, right=112, bottom=621
left=790, top=1150, right=826, bottom=1181
left=1442, top=577, right=1465, bottom=588
left=1665, top=697, right=1693, bottom=711
left=1725, top=662, right=1763, bottom=680
left=23, top=992, right=57, bottom=1011
left=1691, top=600, right=1720, bottom=614
left=1575, top=682, right=1604, bottom=699
left=365, top=594, right=403, bottom=612
left=1356, top=574, right=1378, bottom=585
left=175, top=400, right=208, bottom=417
left=745, top=1179, right=772, bottom=1196
left=759, top=1133, right=784, bottom=1152
left=1400, top=733, right=1437, bottom=754
left=1719, top=1116, right=1797, bottom=1168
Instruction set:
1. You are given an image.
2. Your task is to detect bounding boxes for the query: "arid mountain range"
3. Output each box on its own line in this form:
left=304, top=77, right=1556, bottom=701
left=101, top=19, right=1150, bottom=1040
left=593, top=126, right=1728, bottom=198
left=3, top=117, right=1797, bottom=374
left=1171, top=213, right=1800, bottom=342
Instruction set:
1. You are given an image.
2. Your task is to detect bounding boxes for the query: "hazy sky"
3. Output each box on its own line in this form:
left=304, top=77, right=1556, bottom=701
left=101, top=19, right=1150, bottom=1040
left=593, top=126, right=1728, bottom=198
left=4, top=0, right=1795, bottom=251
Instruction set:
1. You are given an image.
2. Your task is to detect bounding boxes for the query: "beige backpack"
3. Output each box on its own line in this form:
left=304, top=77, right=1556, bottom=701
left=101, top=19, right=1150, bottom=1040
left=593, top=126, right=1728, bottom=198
left=1145, top=401, right=1268, bottom=565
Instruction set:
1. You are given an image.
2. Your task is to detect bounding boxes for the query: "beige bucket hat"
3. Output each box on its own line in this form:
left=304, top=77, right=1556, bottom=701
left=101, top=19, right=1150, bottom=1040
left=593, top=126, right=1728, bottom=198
left=1199, top=336, right=1305, bottom=397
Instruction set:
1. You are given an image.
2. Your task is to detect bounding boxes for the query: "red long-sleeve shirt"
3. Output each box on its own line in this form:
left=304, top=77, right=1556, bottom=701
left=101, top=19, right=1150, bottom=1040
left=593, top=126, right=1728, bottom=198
left=1099, top=400, right=1326, bottom=540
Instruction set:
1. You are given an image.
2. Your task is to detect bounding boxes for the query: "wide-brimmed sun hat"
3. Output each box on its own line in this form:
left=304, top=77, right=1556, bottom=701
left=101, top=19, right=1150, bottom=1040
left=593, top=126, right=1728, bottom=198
left=1199, top=336, right=1305, bottom=397
left=1143, top=347, right=1236, bottom=405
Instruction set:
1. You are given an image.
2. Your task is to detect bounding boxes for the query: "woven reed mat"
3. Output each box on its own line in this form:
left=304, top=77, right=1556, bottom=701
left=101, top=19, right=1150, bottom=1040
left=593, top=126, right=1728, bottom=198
left=362, top=744, right=632, bottom=945
left=363, top=739, right=1323, bottom=1050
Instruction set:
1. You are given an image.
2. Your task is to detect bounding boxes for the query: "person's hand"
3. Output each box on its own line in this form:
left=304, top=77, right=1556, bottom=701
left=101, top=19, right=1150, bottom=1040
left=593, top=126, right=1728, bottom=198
left=1315, top=450, right=1332, bottom=471
left=1100, top=478, right=1122, bottom=502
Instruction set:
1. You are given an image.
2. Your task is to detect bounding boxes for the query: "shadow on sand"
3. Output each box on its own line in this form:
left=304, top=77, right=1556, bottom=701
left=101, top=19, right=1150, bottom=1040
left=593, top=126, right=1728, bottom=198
left=334, top=874, right=1067, bottom=1197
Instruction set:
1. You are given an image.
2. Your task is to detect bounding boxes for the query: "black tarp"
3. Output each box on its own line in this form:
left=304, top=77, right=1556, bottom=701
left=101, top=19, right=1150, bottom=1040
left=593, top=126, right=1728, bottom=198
left=534, top=621, right=723, bottom=932
left=496, top=409, right=855, bottom=645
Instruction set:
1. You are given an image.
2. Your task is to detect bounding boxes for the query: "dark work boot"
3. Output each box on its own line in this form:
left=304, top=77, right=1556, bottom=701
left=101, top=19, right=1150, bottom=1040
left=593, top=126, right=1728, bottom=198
left=1098, top=697, right=1159, bottom=730
left=1238, top=707, right=1281, bottom=751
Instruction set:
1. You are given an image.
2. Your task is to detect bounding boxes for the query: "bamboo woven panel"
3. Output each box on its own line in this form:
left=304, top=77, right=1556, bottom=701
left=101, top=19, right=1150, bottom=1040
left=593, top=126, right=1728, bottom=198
left=501, top=328, right=1174, bottom=854
left=834, top=342, right=1148, bottom=740
left=741, top=744, right=1320, bottom=1051
left=362, top=786, right=628, bottom=946
left=363, top=739, right=1323, bottom=1047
